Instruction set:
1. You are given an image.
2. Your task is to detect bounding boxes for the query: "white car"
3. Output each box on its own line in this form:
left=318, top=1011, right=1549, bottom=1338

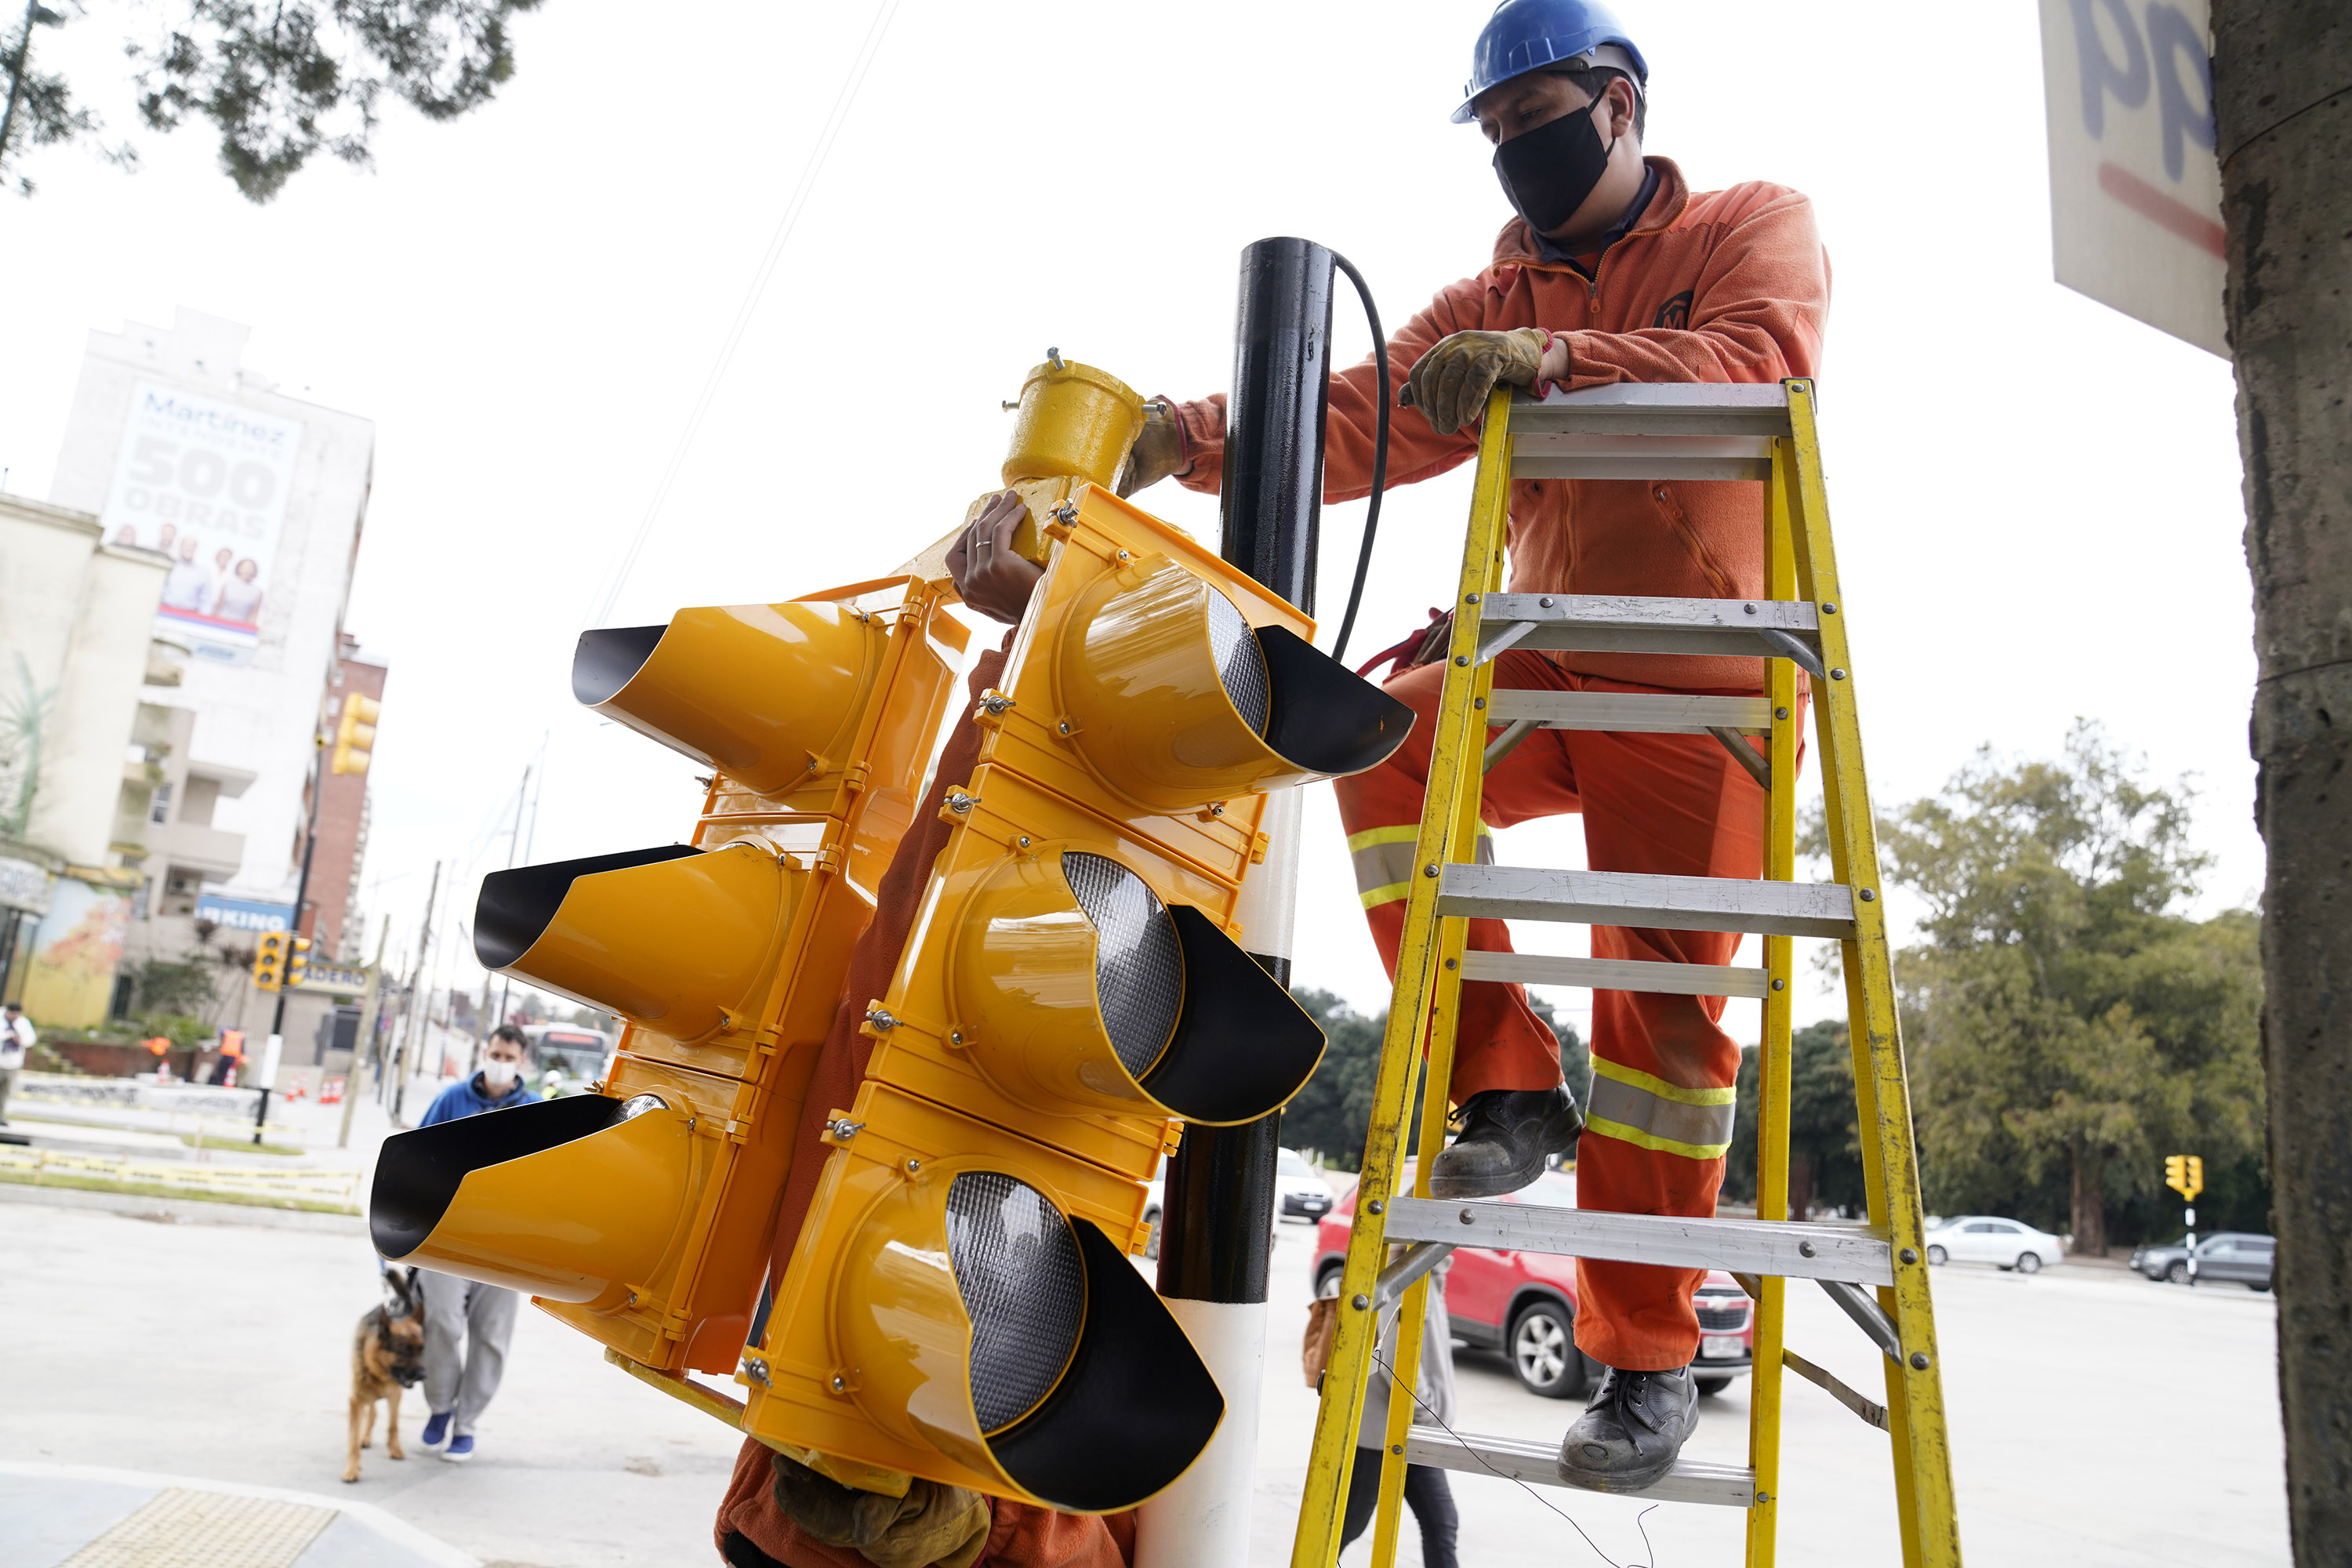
left=1924, top=1214, right=2065, bottom=1274
left=1276, top=1147, right=1335, bottom=1223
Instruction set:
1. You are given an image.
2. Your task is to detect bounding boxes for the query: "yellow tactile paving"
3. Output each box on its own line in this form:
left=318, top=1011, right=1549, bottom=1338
left=59, top=1487, right=336, bottom=1568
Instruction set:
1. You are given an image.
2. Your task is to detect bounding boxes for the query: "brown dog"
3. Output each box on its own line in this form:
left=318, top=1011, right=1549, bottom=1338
left=346, top=1265, right=427, bottom=1483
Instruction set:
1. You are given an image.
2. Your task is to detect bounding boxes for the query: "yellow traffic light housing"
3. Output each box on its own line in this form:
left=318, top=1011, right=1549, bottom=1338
left=750, top=1083, right=1221, bottom=1512
left=252, top=931, right=287, bottom=991
left=286, top=936, right=312, bottom=989
left=372, top=576, right=966, bottom=1376
left=2166, top=1154, right=2205, bottom=1201
left=332, top=694, right=381, bottom=776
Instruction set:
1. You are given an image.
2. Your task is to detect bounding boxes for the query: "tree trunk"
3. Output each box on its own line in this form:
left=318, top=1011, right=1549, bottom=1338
left=2068, top=1148, right=2107, bottom=1258
left=2213, top=4, right=2352, bottom=1559
left=1787, top=1149, right=1816, bottom=1223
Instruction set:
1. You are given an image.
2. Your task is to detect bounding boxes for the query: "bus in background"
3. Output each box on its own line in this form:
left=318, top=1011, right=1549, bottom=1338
left=520, top=1022, right=615, bottom=1098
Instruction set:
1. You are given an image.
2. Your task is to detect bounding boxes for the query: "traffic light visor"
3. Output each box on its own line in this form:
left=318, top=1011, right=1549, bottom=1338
left=476, top=842, right=794, bottom=1042
left=948, top=846, right=1323, bottom=1123
left=372, top=1091, right=695, bottom=1305
left=837, top=1165, right=1222, bottom=1512
left=1058, top=555, right=1410, bottom=812
left=573, top=604, right=889, bottom=794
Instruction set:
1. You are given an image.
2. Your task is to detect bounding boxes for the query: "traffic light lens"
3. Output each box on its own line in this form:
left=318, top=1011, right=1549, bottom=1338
left=1204, top=589, right=1270, bottom=736
left=946, top=1172, right=1085, bottom=1434
left=1064, top=852, right=1182, bottom=1079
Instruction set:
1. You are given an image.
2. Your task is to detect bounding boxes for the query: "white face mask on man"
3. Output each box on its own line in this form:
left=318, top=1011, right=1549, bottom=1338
left=481, top=1057, right=521, bottom=1091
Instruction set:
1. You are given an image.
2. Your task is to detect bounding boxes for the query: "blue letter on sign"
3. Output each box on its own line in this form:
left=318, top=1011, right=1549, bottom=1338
left=2071, top=0, right=2150, bottom=137
left=2146, top=3, right=2216, bottom=180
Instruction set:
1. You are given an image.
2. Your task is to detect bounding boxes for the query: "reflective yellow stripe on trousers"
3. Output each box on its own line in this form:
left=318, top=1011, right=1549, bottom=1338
left=1348, top=823, right=1492, bottom=909
left=1583, top=1057, right=1737, bottom=1161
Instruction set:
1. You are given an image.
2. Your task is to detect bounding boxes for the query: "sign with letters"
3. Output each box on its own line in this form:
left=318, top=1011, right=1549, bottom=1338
left=195, top=893, right=293, bottom=933
left=99, top=381, right=307, bottom=664
left=2037, top=0, right=2227, bottom=357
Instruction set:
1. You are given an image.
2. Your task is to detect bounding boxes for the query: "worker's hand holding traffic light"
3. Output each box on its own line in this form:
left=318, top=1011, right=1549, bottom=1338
left=945, top=489, right=1045, bottom=623
left=1399, top=326, right=1554, bottom=436
left=1116, top=415, right=1190, bottom=497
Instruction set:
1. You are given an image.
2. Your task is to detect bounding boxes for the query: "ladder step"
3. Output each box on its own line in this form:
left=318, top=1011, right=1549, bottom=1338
left=1404, top=1426, right=1756, bottom=1508
left=1474, top=593, right=1823, bottom=664
left=1507, top=383, right=1794, bottom=437
left=1511, top=433, right=1773, bottom=482
left=1457, top=951, right=1772, bottom=999
left=1382, top=1196, right=1895, bottom=1286
left=1484, top=690, right=1773, bottom=735
left=1439, top=865, right=1858, bottom=939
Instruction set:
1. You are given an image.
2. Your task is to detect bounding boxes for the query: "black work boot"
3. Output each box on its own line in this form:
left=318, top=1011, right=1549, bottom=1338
left=1425, top=1084, right=1582, bottom=1200
left=1556, top=1366, right=1700, bottom=1493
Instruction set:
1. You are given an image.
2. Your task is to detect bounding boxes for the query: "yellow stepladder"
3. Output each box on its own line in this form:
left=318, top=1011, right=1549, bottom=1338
left=1290, top=379, right=1961, bottom=1568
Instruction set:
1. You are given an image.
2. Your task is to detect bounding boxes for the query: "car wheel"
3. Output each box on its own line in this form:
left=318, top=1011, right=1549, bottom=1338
left=1926, top=1245, right=1947, bottom=1266
left=1143, top=1207, right=1161, bottom=1261
left=1316, top=1263, right=1343, bottom=1300
left=2016, top=1252, right=2042, bottom=1275
left=1695, top=1377, right=1732, bottom=1398
left=1508, top=1301, right=1586, bottom=1399
left=2166, top=1260, right=2190, bottom=1284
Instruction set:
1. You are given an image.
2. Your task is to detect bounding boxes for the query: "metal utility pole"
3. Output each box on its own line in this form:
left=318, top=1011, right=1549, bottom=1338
left=489, top=764, right=532, bottom=1043
left=390, top=861, right=440, bottom=1124
left=1138, top=235, right=1334, bottom=1568
left=2212, top=5, right=2352, bottom=1558
left=254, top=737, right=326, bottom=1145
left=336, top=917, right=390, bottom=1149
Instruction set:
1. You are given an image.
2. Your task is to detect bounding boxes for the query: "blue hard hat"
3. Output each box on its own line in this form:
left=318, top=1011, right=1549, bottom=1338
left=1452, top=0, right=1650, bottom=124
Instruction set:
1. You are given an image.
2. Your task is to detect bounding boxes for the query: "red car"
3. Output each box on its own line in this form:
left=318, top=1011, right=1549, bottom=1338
left=1312, top=1166, right=1756, bottom=1399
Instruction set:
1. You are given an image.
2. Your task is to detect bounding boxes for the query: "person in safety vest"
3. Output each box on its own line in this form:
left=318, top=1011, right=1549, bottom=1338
left=948, top=0, right=1828, bottom=1494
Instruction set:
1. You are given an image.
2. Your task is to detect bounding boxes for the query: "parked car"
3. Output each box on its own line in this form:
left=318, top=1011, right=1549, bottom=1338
left=1278, top=1147, right=1334, bottom=1222
left=1922, top=1214, right=2065, bottom=1273
left=1312, top=1167, right=1755, bottom=1399
left=2129, top=1231, right=2275, bottom=1290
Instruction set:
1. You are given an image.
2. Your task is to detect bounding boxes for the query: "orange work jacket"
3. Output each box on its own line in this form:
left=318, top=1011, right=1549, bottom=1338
left=1172, top=156, right=1831, bottom=692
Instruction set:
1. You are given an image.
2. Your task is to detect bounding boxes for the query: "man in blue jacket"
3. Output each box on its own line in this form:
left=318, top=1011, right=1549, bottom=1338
left=412, top=1023, right=539, bottom=1462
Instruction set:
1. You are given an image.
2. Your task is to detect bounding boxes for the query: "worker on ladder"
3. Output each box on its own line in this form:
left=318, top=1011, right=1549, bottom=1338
left=1120, top=0, right=1829, bottom=1493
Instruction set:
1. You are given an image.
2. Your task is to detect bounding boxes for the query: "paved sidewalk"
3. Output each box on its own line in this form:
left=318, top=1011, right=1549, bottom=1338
left=0, top=1461, right=475, bottom=1567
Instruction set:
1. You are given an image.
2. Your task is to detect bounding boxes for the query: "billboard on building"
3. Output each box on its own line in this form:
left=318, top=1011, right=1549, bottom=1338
left=194, top=892, right=294, bottom=933
left=20, top=877, right=132, bottom=1029
left=98, top=380, right=307, bottom=666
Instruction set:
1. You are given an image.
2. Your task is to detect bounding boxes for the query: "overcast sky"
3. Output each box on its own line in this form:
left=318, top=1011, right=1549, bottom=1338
left=1, top=1, right=2254, bottom=1044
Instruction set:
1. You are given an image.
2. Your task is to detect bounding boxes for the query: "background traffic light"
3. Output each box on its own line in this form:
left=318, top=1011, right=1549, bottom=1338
left=371, top=579, right=966, bottom=1375
left=285, top=936, right=311, bottom=989
left=330, top=693, right=380, bottom=775
left=252, top=931, right=287, bottom=991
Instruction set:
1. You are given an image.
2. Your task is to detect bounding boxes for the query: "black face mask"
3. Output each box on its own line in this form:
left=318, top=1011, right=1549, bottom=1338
left=1494, top=103, right=1616, bottom=235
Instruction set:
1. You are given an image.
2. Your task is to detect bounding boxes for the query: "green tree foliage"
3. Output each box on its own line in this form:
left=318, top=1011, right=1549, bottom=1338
left=1881, top=723, right=2265, bottom=1254
left=2, top=1, right=539, bottom=201
left=123, top=954, right=218, bottom=1016
left=1281, top=986, right=1584, bottom=1171
left=1722, top=1019, right=1867, bottom=1219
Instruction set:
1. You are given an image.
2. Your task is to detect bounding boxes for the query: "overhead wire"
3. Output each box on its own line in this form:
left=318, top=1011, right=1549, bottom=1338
left=584, top=0, right=906, bottom=630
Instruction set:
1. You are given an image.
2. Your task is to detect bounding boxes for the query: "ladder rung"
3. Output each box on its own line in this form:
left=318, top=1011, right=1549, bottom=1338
left=1484, top=690, right=1772, bottom=735
left=1403, top=1426, right=1757, bottom=1508
left=1512, top=433, right=1773, bottom=482
left=1457, top=951, right=1772, bottom=999
left=1507, top=383, right=1793, bottom=437
left=1382, top=1196, right=1895, bottom=1287
left=1439, top=865, right=1858, bottom=939
left=1475, top=593, right=1822, bottom=663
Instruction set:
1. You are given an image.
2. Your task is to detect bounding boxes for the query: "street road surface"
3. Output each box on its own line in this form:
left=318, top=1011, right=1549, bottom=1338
left=0, top=1198, right=2286, bottom=1566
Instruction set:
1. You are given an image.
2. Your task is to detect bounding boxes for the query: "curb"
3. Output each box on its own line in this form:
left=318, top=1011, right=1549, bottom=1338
left=0, top=1180, right=366, bottom=1234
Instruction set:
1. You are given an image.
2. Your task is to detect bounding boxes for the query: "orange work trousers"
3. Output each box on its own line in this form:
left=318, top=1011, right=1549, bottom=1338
left=1334, top=650, right=1800, bottom=1370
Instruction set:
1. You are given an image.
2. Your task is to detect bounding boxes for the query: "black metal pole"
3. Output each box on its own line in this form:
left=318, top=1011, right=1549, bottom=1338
left=256, top=739, right=325, bottom=1144
left=1158, top=235, right=1334, bottom=1308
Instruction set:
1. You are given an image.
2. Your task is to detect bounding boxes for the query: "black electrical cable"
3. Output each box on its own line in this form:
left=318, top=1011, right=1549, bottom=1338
left=1324, top=250, right=1388, bottom=666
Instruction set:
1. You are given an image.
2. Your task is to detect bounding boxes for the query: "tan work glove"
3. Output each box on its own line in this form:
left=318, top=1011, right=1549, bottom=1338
left=1398, top=328, right=1550, bottom=437
left=1116, top=412, right=1191, bottom=497
left=770, top=1452, right=992, bottom=1568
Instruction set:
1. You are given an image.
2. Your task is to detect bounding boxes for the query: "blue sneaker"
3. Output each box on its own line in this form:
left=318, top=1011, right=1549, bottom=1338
left=442, top=1434, right=475, bottom=1464
left=419, top=1410, right=452, bottom=1451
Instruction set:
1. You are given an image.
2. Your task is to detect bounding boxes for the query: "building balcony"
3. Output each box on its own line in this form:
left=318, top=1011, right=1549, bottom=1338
left=158, top=822, right=246, bottom=879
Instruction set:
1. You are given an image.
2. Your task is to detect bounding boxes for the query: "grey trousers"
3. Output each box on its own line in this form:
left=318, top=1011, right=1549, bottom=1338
left=419, top=1269, right=519, bottom=1436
